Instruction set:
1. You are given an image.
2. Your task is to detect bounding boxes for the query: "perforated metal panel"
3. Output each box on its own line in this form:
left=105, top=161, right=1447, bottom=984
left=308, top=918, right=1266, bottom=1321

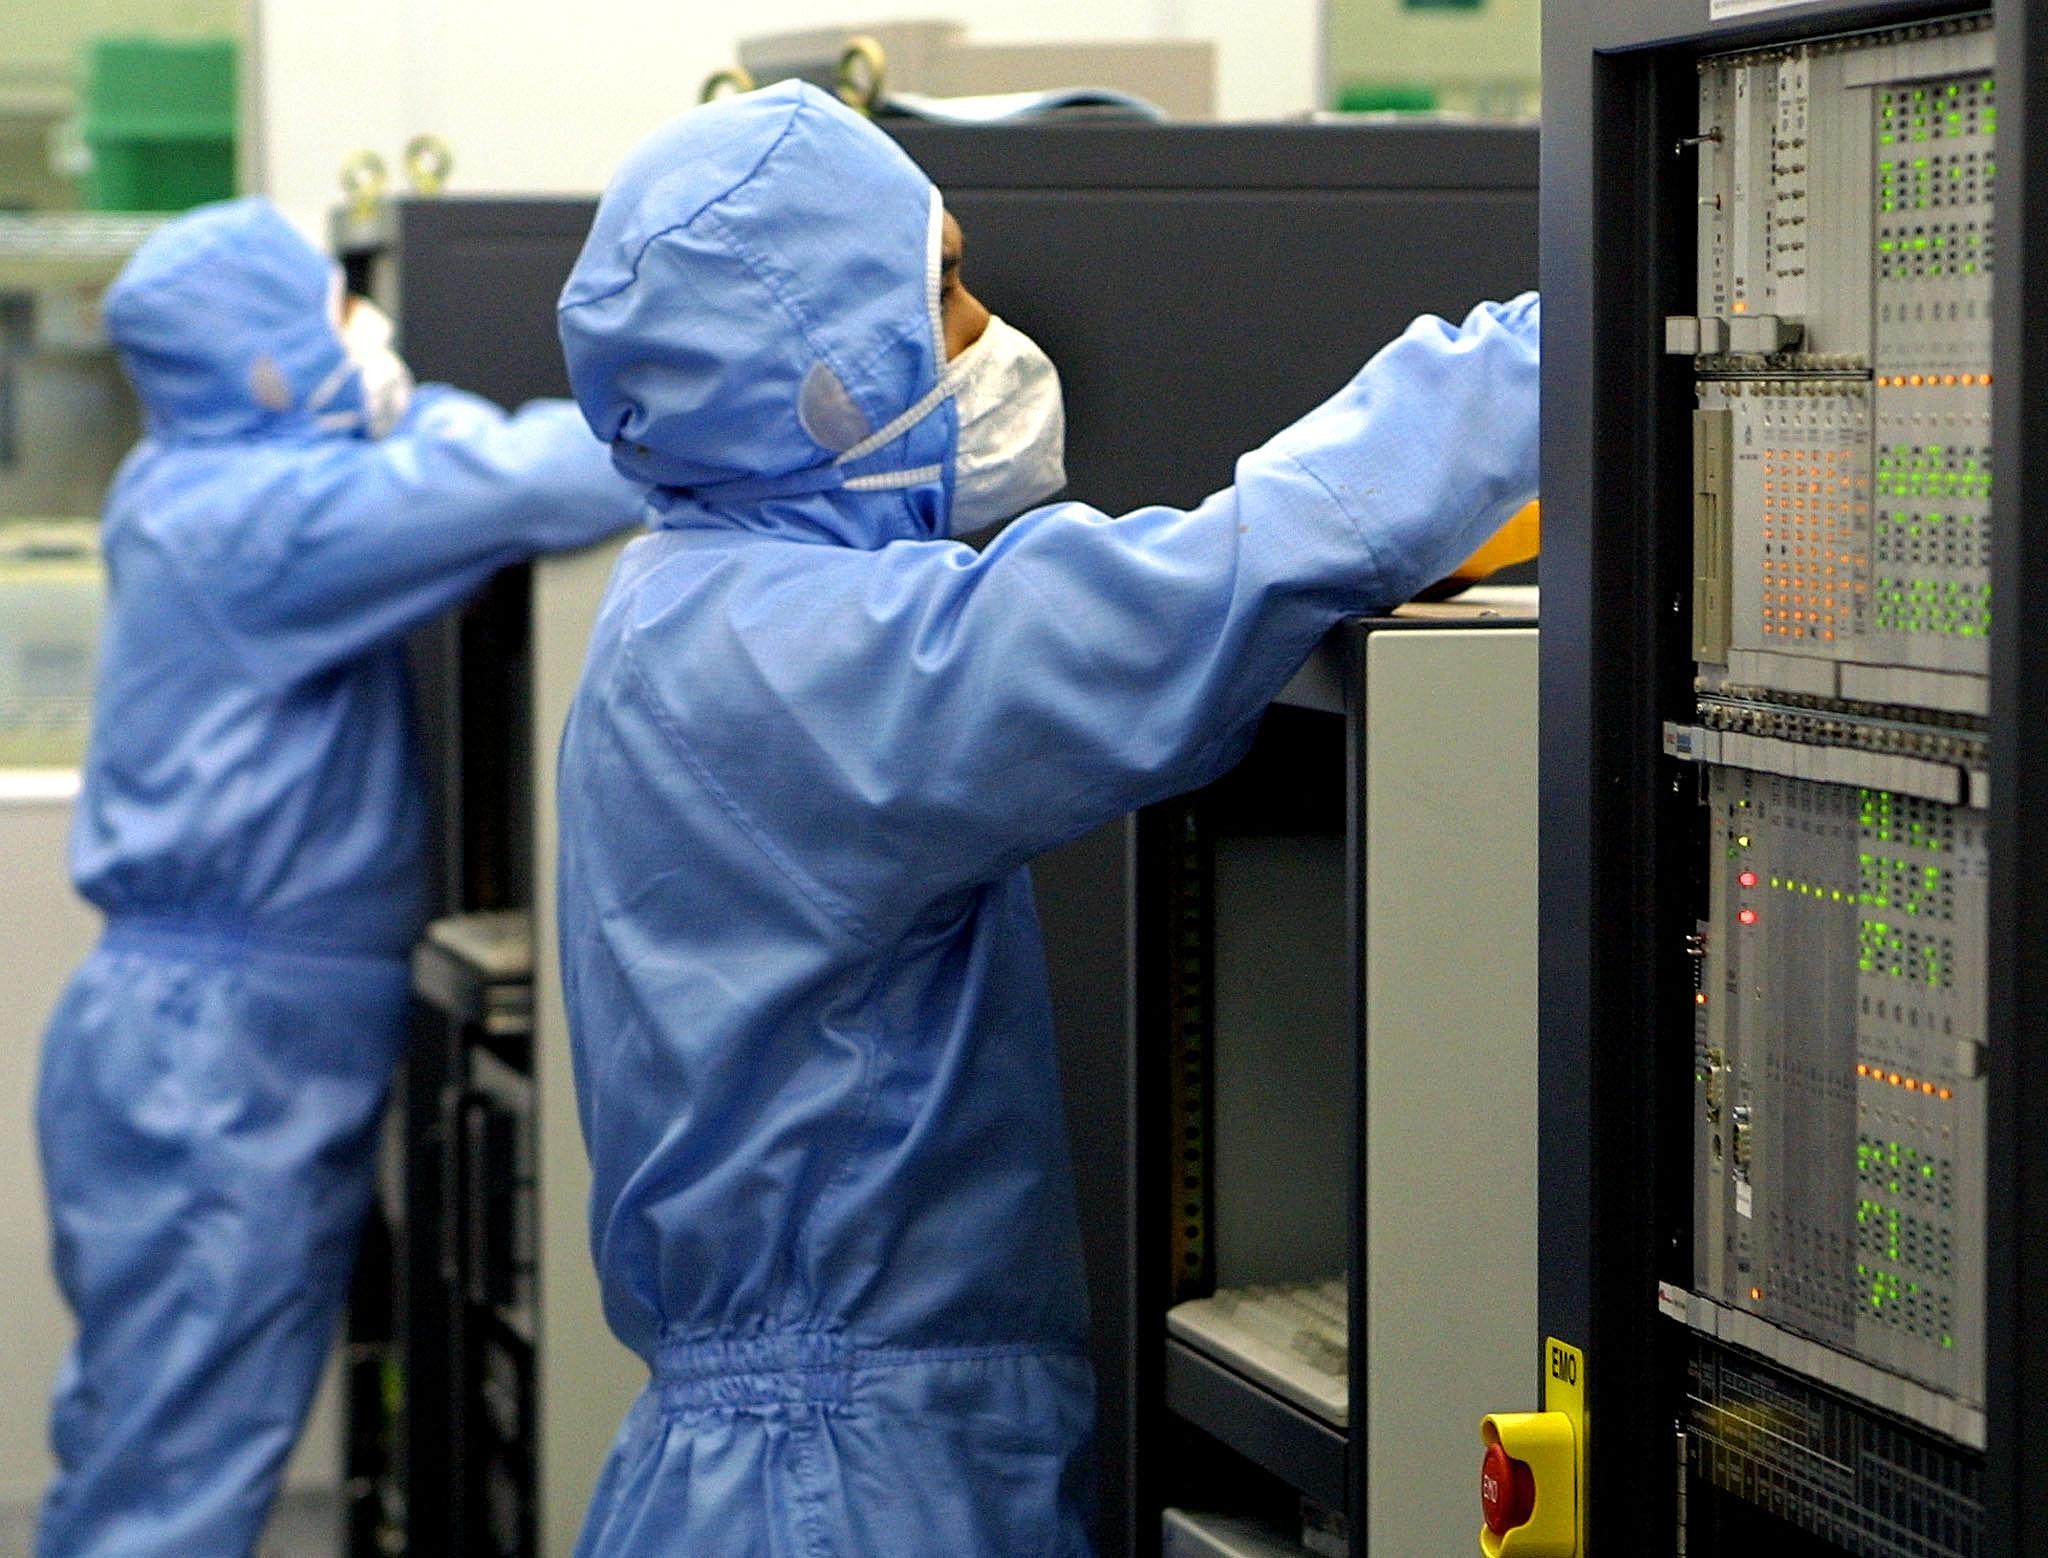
left=1694, top=768, right=1986, bottom=1437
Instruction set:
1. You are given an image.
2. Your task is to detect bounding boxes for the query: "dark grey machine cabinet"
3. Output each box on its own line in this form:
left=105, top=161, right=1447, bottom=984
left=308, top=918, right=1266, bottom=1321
left=896, top=122, right=1538, bottom=1558
left=1542, top=1, right=2046, bottom=1554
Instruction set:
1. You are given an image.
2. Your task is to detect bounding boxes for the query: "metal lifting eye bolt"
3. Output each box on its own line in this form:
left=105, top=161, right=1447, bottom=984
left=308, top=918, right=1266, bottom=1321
left=339, top=149, right=388, bottom=223
left=700, top=66, right=757, bottom=104
left=404, top=135, right=454, bottom=196
left=837, top=35, right=886, bottom=114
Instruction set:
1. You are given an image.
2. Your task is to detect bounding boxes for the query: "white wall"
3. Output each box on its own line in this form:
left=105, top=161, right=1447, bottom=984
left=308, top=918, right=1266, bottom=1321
left=251, top=0, right=1322, bottom=237
left=0, top=786, right=99, bottom=1509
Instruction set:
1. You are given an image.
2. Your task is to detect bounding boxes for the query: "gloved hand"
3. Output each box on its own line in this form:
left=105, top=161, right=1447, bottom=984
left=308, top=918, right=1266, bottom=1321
left=1420, top=498, right=1540, bottom=599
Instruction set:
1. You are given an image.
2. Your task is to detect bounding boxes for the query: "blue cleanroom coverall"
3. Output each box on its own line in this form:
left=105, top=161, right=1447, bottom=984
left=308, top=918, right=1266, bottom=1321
left=36, top=195, right=644, bottom=1556
left=554, top=81, right=1540, bottom=1555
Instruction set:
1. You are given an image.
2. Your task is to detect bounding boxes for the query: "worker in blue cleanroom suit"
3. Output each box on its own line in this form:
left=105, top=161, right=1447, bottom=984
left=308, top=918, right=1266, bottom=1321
left=554, top=81, right=1539, bottom=1555
left=35, top=195, right=646, bottom=1557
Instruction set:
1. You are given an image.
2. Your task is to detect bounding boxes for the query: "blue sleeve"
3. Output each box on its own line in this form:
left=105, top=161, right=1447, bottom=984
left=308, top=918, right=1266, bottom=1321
left=204, top=396, right=645, bottom=678
left=654, top=295, right=1540, bottom=928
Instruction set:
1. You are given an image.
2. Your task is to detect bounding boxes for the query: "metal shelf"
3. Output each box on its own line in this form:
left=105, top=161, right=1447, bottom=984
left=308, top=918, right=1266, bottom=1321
left=0, top=213, right=164, bottom=289
left=1163, top=1338, right=1348, bottom=1510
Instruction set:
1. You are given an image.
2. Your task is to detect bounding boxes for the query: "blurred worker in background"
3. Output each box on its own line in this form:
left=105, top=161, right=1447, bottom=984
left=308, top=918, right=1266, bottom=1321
left=553, top=81, right=1539, bottom=1556
left=36, top=195, right=645, bottom=1557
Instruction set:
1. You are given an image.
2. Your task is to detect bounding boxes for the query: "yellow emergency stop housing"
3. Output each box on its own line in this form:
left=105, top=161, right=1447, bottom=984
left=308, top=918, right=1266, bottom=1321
left=1478, top=1337, right=1586, bottom=1558
left=1479, top=1412, right=1575, bottom=1557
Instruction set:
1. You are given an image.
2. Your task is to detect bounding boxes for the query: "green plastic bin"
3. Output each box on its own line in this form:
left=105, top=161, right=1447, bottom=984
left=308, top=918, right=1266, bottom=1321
left=1336, top=83, right=1444, bottom=114
left=81, top=36, right=237, bottom=213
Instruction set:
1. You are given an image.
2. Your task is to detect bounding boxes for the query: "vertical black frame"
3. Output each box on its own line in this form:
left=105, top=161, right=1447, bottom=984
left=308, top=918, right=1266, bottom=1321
left=1540, top=0, right=2046, bottom=1551
left=1984, top=1, right=2048, bottom=1547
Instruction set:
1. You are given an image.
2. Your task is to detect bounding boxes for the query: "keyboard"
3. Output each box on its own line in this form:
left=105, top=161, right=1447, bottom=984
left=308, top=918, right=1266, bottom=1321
left=1165, top=1278, right=1348, bottom=1426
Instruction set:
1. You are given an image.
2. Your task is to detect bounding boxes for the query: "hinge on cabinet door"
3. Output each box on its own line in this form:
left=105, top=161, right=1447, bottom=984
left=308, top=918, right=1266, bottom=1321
left=1675, top=1425, right=1690, bottom=1558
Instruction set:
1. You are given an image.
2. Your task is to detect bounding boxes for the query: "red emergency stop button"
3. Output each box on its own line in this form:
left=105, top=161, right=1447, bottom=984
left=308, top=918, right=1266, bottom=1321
left=1481, top=1440, right=1537, bottom=1535
left=1479, top=1406, right=1576, bottom=1556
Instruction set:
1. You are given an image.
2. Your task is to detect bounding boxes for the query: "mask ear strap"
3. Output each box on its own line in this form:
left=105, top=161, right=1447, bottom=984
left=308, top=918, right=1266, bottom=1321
left=308, top=264, right=359, bottom=414
left=304, top=358, right=356, bottom=415
left=781, top=186, right=954, bottom=487
left=923, top=185, right=946, bottom=379
left=847, top=463, right=943, bottom=493
left=831, top=374, right=952, bottom=467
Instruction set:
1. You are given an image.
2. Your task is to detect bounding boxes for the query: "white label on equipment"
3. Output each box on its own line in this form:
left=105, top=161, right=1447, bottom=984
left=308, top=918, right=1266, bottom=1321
left=1736, top=1182, right=1753, bottom=1219
left=1712, top=0, right=1816, bottom=16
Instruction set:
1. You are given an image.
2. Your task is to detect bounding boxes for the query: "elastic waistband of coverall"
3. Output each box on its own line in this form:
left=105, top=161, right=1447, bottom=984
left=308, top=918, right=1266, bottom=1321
left=651, top=1330, right=1086, bottom=1413
left=100, top=912, right=412, bottom=968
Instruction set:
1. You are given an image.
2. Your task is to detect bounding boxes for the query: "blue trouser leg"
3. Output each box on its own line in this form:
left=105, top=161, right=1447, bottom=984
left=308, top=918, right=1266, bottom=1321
left=36, top=938, right=406, bottom=1558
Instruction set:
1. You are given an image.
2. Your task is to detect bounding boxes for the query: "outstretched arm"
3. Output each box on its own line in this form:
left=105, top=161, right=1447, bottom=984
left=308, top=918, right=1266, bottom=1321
left=659, top=295, right=1541, bottom=925
left=203, top=395, right=645, bottom=677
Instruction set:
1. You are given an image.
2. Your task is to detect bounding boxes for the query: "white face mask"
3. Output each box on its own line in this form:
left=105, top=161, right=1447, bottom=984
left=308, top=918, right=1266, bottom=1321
left=941, top=314, right=1065, bottom=534
left=341, top=299, right=415, bottom=439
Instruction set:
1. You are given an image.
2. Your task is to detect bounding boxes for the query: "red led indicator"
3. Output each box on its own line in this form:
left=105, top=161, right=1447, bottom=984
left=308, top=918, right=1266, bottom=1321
left=1738, top=908, right=1759, bottom=926
left=1738, top=870, right=1759, bottom=889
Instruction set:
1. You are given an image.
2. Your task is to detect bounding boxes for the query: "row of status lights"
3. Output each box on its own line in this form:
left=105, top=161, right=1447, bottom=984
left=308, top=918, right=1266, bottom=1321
left=1877, top=373, right=1993, bottom=387
left=1856, top=1062, right=1955, bottom=1100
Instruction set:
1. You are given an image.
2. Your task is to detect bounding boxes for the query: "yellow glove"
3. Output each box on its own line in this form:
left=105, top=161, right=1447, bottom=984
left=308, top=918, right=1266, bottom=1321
left=1445, top=498, right=1540, bottom=587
